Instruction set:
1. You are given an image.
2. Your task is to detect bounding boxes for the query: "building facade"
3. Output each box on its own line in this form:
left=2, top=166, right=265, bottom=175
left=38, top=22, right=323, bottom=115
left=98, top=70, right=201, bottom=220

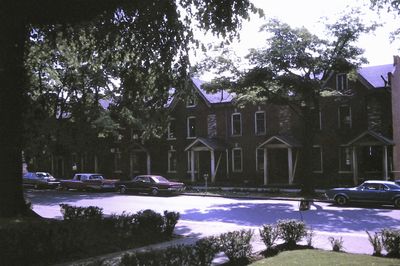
left=28, top=61, right=399, bottom=187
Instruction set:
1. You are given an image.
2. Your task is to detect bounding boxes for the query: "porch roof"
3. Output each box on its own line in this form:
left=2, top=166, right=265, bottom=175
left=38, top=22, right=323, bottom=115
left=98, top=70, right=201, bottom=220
left=345, top=130, right=394, bottom=146
left=257, top=135, right=302, bottom=149
left=184, top=137, right=227, bottom=151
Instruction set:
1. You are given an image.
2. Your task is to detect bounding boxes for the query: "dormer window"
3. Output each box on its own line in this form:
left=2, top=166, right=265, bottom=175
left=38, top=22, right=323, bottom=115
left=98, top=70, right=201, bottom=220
left=186, top=93, right=197, bottom=107
left=336, top=73, right=348, bottom=91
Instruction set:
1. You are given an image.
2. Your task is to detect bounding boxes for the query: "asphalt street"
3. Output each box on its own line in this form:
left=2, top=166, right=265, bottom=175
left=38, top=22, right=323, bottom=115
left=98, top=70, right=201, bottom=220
left=26, top=189, right=400, bottom=256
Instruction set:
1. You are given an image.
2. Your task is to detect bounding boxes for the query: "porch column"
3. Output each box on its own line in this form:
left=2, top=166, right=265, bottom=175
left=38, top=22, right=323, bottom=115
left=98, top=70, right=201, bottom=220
left=191, top=150, right=195, bottom=182
left=288, top=148, right=293, bottom=185
left=146, top=153, right=151, bottom=174
left=383, top=145, right=388, bottom=180
left=263, top=148, right=268, bottom=185
left=352, top=146, right=358, bottom=185
left=226, top=149, right=230, bottom=179
left=94, top=154, right=98, bottom=173
left=210, top=150, right=216, bottom=183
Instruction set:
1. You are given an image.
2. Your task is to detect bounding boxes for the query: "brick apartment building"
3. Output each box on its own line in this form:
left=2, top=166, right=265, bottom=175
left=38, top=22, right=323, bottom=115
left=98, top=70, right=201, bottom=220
left=29, top=58, right=400, bottom=187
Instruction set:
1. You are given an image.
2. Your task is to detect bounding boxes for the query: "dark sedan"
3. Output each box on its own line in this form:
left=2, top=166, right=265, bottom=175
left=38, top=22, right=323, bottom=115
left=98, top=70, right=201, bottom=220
left=115, top=175, right=185, bottom=196
left=325, top=180, right=400, bottom=208
left=23, top=172, right=60, bottom=189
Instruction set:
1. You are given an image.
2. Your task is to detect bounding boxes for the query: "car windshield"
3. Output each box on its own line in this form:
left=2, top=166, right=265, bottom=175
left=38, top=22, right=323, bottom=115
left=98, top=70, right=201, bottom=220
left=36, top=172, right=52, bottom=178
left=151, top=176, right=169, bottom=183
left=90, top=175, right=104, bottom=180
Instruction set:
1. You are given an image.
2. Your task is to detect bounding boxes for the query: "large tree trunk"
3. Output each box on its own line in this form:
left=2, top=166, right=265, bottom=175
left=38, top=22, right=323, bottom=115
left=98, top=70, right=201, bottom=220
left=0, top=9, right=30, bottom=217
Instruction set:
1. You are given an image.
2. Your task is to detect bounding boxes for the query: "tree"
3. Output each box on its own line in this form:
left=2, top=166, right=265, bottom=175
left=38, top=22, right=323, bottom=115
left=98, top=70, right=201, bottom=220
left=370, top=0, right=400, bottom=41
left=0, top=0, right=261, bottom=217
left=197, top=11, right=377, bottom=194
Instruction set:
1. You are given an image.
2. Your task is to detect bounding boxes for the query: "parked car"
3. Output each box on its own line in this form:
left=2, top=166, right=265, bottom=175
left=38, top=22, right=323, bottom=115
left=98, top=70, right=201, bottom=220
left=325, top=180, right=400, bottom=208
left=115, top=175, right=185, bottom=196
left=60, top=173, right=118, bottom=191
left=23, top=172, right=60, bottom=189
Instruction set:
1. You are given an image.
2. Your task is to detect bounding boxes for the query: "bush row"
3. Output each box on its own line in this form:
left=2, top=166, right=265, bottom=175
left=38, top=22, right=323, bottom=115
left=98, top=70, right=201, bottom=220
left=0, top=205, right=180, bottom=265
left=367, top=228, right=400, bottom=257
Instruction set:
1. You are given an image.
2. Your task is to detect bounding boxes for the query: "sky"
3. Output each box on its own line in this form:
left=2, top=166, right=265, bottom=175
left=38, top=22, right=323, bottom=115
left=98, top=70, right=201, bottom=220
left=192, top=0, right=399, bottom=79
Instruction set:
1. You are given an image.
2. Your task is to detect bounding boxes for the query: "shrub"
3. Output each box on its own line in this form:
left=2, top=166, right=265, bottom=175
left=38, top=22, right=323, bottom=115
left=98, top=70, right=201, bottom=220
left=219, top=229, right=254, bottom=264
left=277, top=219, right=307, bottom=248
left=328, top=236, right=344, bottom=252
left=134, top=209, right=164, bottom=240
left=381, top=228, right=400, bottom=257
left=193, top=236, right=220, bottom=265
left=306, top=227, right=315, bottom=247
left=366, top=231, right=382, bottom=256
left=60, top=204, right=103, bottom=220
left=163, top=211, right=180, bottom=237
left=259, top=224, right=279, bottom=250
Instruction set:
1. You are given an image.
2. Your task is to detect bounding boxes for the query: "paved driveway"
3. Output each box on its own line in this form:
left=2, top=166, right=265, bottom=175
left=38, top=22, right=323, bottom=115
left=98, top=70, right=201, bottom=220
left=26, top=190, right=400, bottom=255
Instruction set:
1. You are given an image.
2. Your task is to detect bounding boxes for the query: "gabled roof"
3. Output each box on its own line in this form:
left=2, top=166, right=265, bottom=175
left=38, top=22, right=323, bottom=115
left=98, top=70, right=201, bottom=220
left=345, top=130, right=394, bottom=146
left=185, top=137, right=227, bottom=151
left=257, top=135, right=302, bottom=149
left=167, top=78, right=234, bottom=109
left=191, top=78, right=234, bottom=104
left=358, top=64, right=394, bottom=89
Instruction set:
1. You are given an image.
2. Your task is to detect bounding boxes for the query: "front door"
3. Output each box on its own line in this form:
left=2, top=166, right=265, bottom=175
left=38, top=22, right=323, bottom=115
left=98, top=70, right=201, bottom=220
left=268, top=149, right=288, bottom=184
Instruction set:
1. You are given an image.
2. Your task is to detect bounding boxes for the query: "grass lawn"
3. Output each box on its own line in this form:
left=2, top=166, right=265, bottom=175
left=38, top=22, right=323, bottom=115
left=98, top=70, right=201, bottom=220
left=250, top=249, right=400, bottom=266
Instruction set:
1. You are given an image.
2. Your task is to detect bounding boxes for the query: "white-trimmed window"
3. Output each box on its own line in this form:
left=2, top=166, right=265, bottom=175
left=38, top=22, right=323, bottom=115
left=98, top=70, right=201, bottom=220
left=187, top=116, right=196, bottom=139
left=187, top=151, right=198, bottom=173
left=255, top=111, right=266, bottom=135
left=231, top=113, right=242, bottom=136
left=336, top=73, right=348, bottom=91
left=114, top=148, right=122, bottom=173
left=256, top=148, right=264, bottom=171
left=339, top=146, right=352, bottom=172
left=312, top=146, right=323, bottom=173
left=186, top=93, right=197, bottom=107
left=338, top=105, right=352, bottom=129
left=167, top=118, right=176, bottom=140
left=232, top=148, right=243, bottom=172
left=168, top=150, right=177, bottom=173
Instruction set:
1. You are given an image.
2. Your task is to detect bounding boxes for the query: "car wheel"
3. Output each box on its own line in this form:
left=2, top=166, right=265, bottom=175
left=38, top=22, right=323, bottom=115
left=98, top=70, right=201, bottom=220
left=335, top=195, right=348, bottom=206
left=119, top=186, right=126, bottom=194
left=151, top=188, right=159, bottom=196
left=394, top=198, right=400, bottom=208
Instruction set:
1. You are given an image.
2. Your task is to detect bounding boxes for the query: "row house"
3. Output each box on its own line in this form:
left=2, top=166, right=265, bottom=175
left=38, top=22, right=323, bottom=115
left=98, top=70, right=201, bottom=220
left=138, top=62, right=397, bottom=187
left=30, top=58, right=400, bottom=187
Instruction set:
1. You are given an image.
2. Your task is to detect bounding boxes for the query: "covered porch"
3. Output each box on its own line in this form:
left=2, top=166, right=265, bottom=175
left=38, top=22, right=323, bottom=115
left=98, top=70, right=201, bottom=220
left=345, top=130, right=393, bottom=185
left=185, top=137, right=227, bottom=183
left=257, top=136, right=301, bottom=185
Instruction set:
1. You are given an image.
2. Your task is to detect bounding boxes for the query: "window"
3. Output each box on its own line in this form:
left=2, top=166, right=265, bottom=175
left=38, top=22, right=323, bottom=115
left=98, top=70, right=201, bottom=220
left=231, top=113, right=242, bottom=136
left=232, top=148, right=243, bottom=172
left=256, top=148, right=264, bottom=171
left=338, top=105, right=352, bottom=129
left=255, top=111, right=266, bottom=135
left=315, top=110, right=322, bottom=130
left=114, top=149, right=122, bottom=172
left=187, top=151, right=198, bottom=172
left=167, top=118, right=176, bottom=140
left=339, top=147, right=352, bottom=172
left=336, top=73, right=348, bottom=91
left=186, top=93, right=197, bottom=107
left=168, top=150, right=177, bottom=173
left=312, top=146, right=323, bottom=173
left=207, top=114, right=217, bottom=137
left=187, top=116, right=196, bottom=138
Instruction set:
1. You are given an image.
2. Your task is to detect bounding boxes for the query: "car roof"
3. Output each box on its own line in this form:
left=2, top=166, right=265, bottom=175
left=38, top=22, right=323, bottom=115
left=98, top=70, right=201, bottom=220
left=75, top=173, right=103, bottom=175
left=363, top=180, right=397, bottom=185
